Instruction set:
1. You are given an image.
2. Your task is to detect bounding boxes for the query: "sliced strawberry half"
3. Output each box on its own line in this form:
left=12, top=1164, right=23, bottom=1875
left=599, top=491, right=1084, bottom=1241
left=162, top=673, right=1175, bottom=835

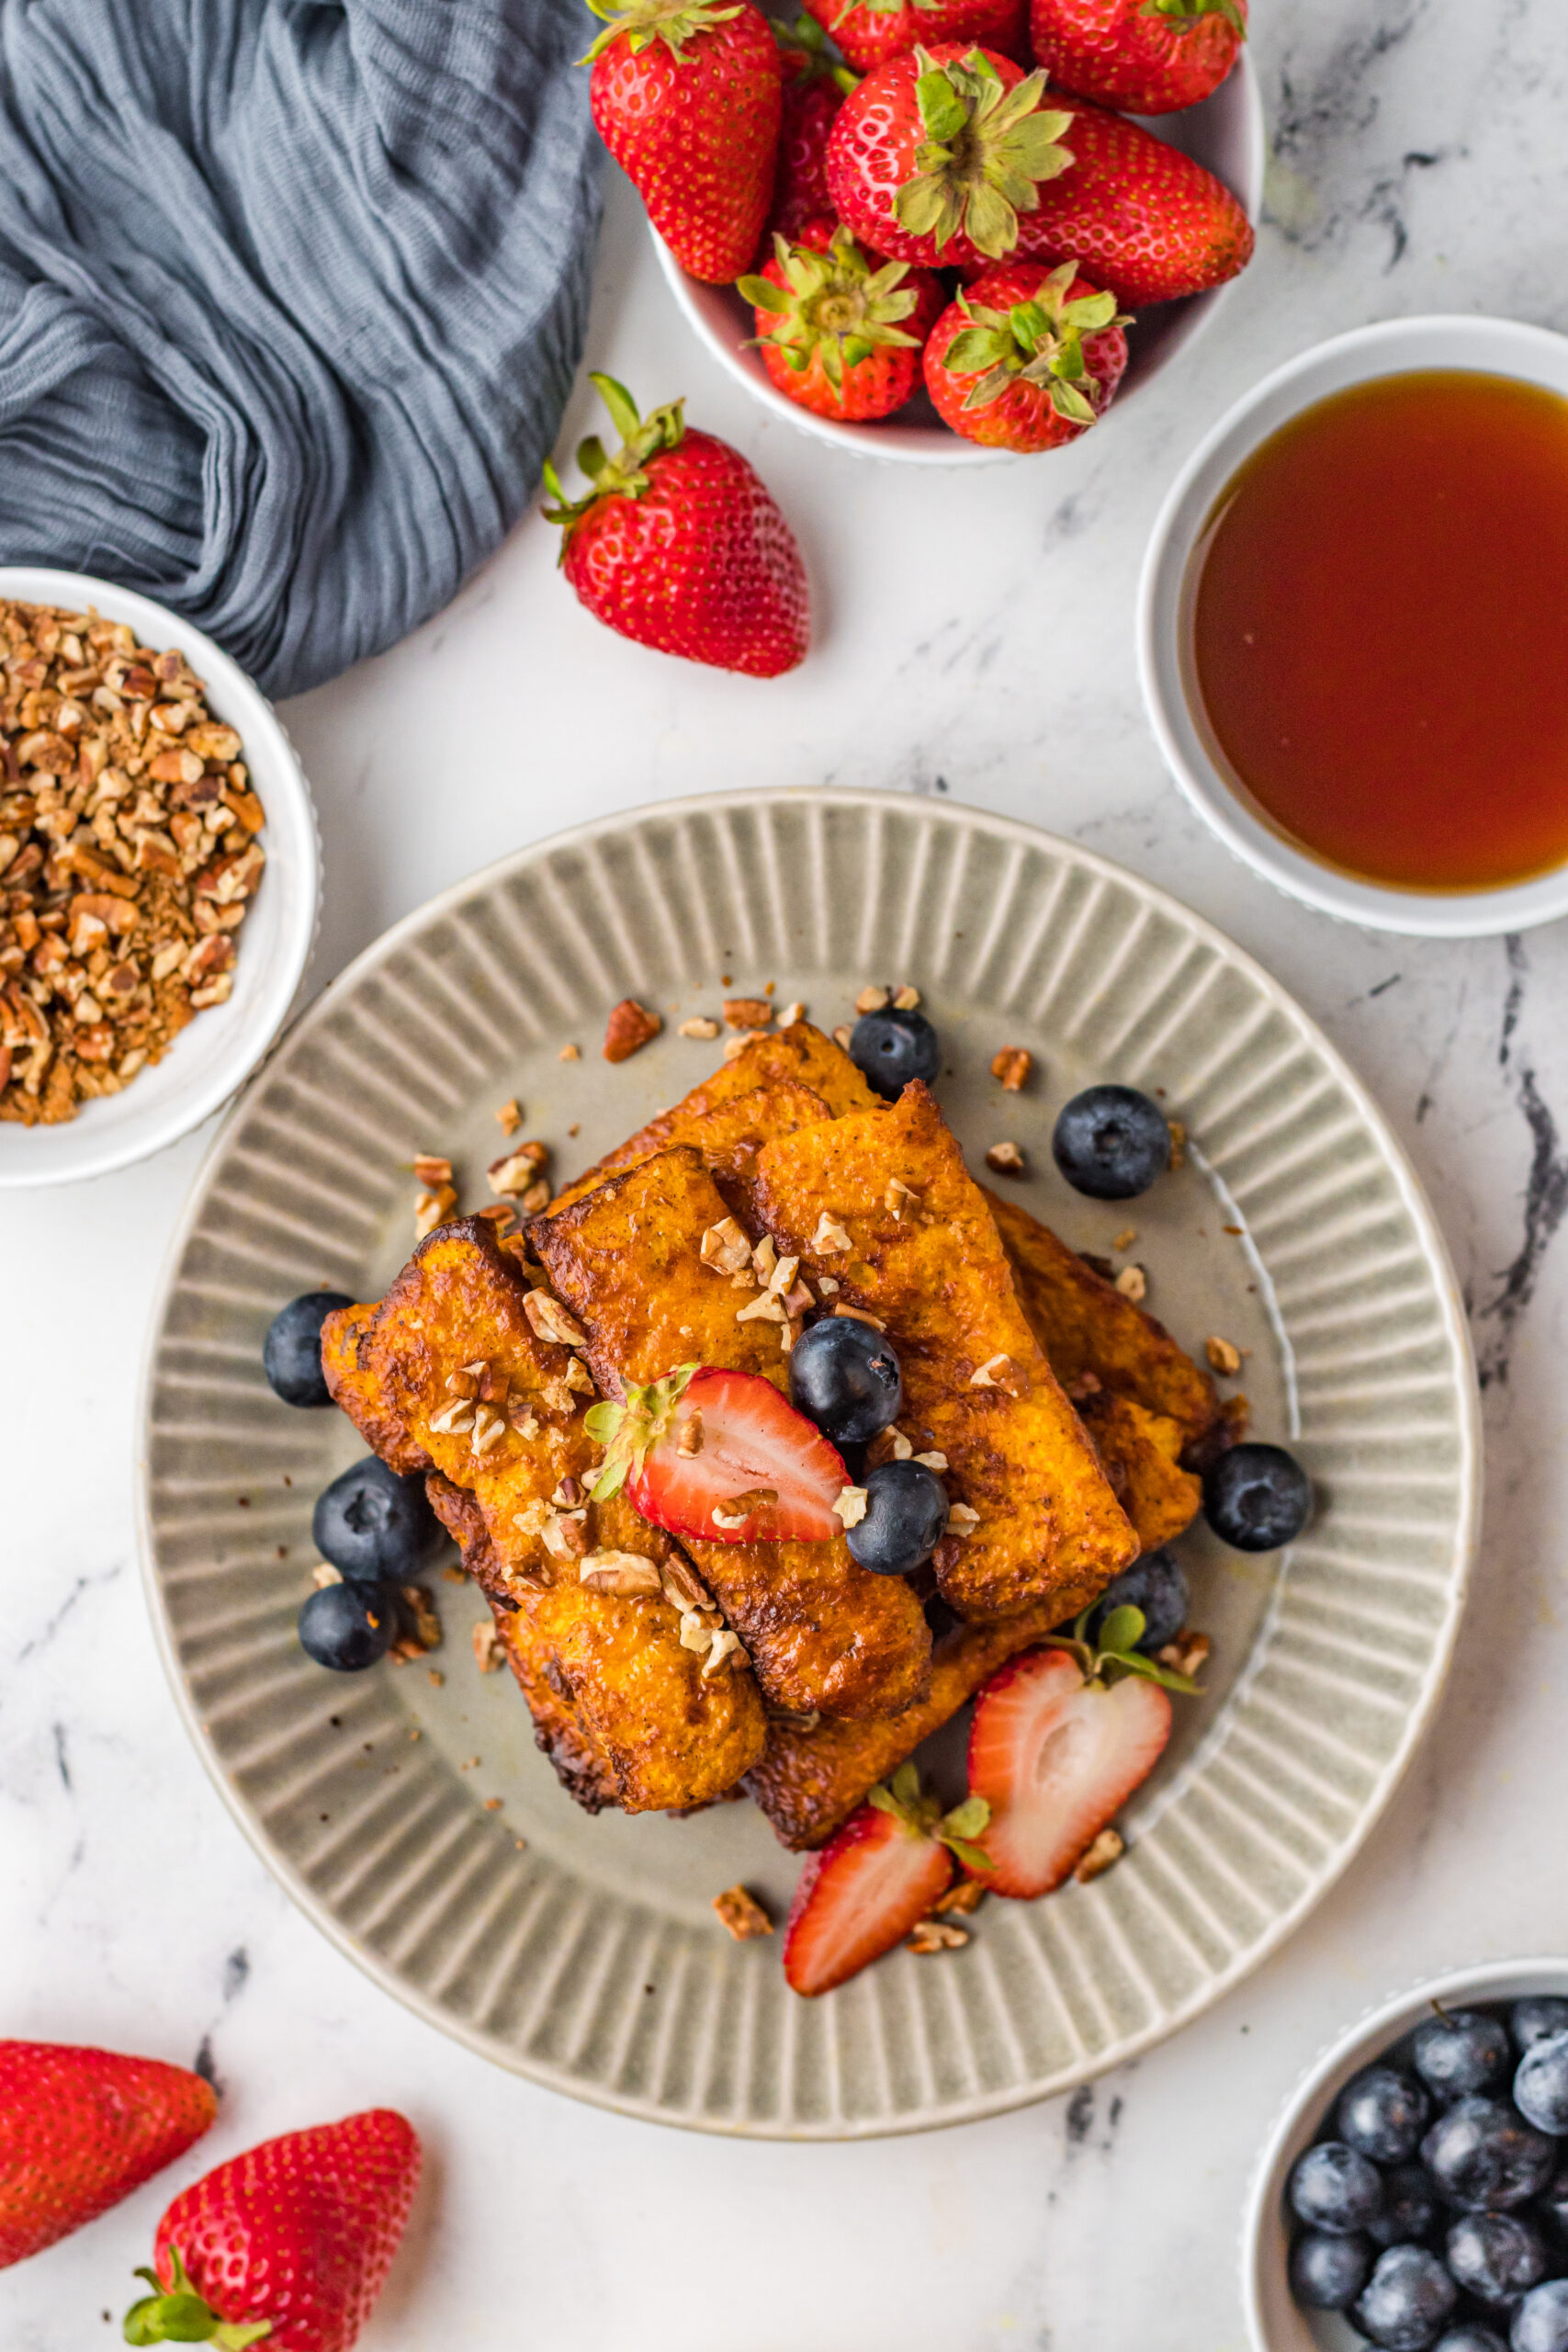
left=784, top=1764, right=988, bottom=1996
left=587, top=1363, right=848, bottom=1544
left=966, top=1645, right=1172, bottom=1899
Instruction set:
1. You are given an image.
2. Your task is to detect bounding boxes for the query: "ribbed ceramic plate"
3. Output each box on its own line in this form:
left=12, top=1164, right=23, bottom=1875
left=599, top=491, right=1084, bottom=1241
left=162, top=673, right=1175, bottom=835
left=139, top=789, right=1480, bottom=2138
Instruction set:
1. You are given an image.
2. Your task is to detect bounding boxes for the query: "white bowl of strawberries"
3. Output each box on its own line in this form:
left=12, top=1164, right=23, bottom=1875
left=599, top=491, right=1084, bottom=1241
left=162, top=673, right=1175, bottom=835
left=596, top=1, right=1264, bottom=463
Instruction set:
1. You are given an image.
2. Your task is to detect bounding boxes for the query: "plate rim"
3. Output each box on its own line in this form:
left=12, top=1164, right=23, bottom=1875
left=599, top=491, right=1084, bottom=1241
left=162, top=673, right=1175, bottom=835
left=135, top=784, right=1483, bottom=2137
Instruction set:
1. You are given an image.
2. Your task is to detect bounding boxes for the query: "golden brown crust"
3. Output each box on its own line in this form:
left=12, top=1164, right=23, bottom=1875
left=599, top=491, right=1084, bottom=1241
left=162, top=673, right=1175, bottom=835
left=533, top=1148, right=933, bottom=1721
left=984, top=1186, right=1220, bottom=1451
left=321, top=1217, right=765, bottom=1815
left=1075, top=1389, right=1201, bottom=1554
left=547, top=1023, right=879, bottom=1213
left=750, top=1082, right=1138, bottom=1622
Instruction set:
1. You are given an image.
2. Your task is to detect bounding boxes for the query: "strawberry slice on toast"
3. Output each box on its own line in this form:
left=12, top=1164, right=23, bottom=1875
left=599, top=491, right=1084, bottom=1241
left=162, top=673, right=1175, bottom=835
left=588, top=1363, right=849, bottom=1544
left=783, top=1764, right=991, bottom=1996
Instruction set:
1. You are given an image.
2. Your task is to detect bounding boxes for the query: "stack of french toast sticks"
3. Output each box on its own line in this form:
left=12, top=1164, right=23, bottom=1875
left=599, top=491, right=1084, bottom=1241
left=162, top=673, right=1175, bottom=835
left=322, top=1023, right=1239, bottom=1849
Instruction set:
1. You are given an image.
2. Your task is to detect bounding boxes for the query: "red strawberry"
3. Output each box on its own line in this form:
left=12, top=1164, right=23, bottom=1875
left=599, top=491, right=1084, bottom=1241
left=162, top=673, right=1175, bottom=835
left=1012, top=96, right=1253, bottom=303
left=802, top=0, right=1026, bottom=77
left=1031, top=0, right=1247, bottom=117
left=543, top=375, right=809, bottom=677
left=124, top=2109, right=420, bottom=2352
left=768, top=15, right=857, bottom=243
left=0, top=2041, right=216, bottom=2270
left=587, top=1362, right=849, bottom=1542
left=783, top=1765, right=992, bottom=1996
left=825, top=43, right=1076, bottom=271
left=739, top=219, right=944, bottom=421
left=966, top=1643, right=1171, bottom=1897
left=924, top=259, right=1128, bottom=449
left=584, top=0, right=783, bottom=283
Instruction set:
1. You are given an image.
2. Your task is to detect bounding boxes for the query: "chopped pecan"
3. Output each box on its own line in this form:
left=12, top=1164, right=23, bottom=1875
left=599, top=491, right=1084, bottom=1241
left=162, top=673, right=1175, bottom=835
left=603, top=998, right=660, bottom=1062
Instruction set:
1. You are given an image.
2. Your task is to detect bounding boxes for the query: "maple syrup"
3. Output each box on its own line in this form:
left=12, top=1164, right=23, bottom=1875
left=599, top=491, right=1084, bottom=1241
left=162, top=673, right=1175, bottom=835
left=1190, top=369, right=1568, bottom=891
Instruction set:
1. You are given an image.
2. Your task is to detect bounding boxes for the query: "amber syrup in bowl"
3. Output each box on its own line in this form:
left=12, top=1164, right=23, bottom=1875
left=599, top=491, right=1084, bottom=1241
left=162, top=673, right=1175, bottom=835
left=1187, top=369, right=1568, bottom=892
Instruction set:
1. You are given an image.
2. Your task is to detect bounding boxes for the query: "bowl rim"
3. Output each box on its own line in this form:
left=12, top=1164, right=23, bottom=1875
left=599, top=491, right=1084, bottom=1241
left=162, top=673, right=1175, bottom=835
left=652, top=48, right=1266, bottom=467
left=1137, top=311, right=1568, bottom=939
left=0, top=564, right=321, bottom=1188
left=1240, top=1952, right=1568, bottom=2351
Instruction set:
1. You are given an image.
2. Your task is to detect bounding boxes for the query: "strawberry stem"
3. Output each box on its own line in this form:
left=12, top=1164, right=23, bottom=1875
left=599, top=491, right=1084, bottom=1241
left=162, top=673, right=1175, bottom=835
left=739, top=226, right=922, bottom=395
left=580, top=0, right=744, bottom=68
left=123, top=2250, right=272, bottom=2347
left=541, top=376, right=688, bottom=554
left=1140, top=0, right=1246, bottom=30
left=893, top=47, right=1075, bottom=260
left=942, top=262, right=1129, bottom=419
left=1044, top=1604, right=1201, bottom=1696
left=584, top=1362, right=699, bottom=1499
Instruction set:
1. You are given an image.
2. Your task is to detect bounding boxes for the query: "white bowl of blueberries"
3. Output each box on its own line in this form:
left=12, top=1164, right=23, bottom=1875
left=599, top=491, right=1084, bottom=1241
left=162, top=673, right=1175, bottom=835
left=1247, top=1962, right=1568, bottom=2352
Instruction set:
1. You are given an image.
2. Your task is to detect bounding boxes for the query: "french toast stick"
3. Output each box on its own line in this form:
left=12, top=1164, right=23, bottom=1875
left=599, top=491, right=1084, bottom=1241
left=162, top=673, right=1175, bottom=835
left=532, top=1148, right=933, bottom=1721
left=548, top=1023, right=878, bottom=1213
left=745, top=1603, right=1062, bottom=1849
left=1074, top=1390, right=1201, bottom=1553
left=322, top=1218, right=765, bottom=1813
left=749, top=1081, right=1138, bottom=1622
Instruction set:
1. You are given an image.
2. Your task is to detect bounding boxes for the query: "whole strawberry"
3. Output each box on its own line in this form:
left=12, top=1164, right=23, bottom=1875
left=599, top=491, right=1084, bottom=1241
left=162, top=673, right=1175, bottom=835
left=825, top=43, right=1075, bottom=270
left=544, top=375, right=810, bottom=676
left=584, top=0, right=783, bottom=282
left=768, top=15, right=858, bottom=244
left=801, top=0, right=1026, bottom=76
left=1013, top=96, right=1253, bottom=304
left=740, top=220, right=943, bottom=421
left=0, top=2041, right=216, bottom=2270
left=924, top=260, right=1129, bottom=449
left=122, top=2109, right=420, bottom=2352
left=1031, top=0, right=1247, bottom=116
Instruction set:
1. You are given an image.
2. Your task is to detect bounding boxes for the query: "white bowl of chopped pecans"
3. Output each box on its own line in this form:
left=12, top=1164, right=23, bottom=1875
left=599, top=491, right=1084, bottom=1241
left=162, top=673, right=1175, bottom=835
left=0, top=568, right=320, bottom=1187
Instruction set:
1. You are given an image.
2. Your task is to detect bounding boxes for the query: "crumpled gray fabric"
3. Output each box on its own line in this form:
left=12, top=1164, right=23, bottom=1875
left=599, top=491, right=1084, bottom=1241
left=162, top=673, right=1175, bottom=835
left=0, top=0, right=601, bottom=697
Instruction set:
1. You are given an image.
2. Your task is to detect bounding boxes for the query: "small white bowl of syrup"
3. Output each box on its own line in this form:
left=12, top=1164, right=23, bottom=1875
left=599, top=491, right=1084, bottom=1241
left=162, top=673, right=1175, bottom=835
left=1139, top=313, right=1568, bottom=935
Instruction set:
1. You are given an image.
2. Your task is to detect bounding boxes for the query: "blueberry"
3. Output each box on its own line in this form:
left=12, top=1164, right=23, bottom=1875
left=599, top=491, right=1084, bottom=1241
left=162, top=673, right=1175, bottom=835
left=1416, top=2012, right=1514, bottom=2104
left=845, top=1460, right=950, bottom=1577
left=1354, top=2244, right=1458, bottom=2349
left=1446, top=2211, right=1549, bottom=2310
left=1421, top=2098, right=1556, bottom=2211
left=1202, top=1442, right=1312, bottom=1551
left=1515, top=2003, right=1568, bottom=2056
left=789, top=1317, right=903, bottom=1445
left=1291, top=2229, right=1371, bottom=2310
left=1051, top=1084, right=1171, bottom=1201
left=312, top=1456, right=437, bottom=1583
left=1432, top=2329, right=1508, bottom=2352
left=1512, top=2280, right=1568, bottom=2352
left=1288, top=2141, right=1385, bottom=2234
left=1536, top=2167, right=1568, bottom=2239
left=1088, top=1549, right=1189, bottom=1654
left=850, top=1007, right=940, bottom=1102
left=263, top=1290, right=353, bottom=1408
left=1370, top=2164, right=1440, bottom=2248
left=1516, top=2034, right=1568, bottom=2135
left=1339, top=2065, right=1431, bottom=2164
left=297, top=1581, right=394, bottom=1671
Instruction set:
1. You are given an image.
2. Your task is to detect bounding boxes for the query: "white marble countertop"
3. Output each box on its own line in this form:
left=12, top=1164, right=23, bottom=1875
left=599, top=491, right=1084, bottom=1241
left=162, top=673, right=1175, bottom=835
left=6, top=1, right=1568, bottom=2341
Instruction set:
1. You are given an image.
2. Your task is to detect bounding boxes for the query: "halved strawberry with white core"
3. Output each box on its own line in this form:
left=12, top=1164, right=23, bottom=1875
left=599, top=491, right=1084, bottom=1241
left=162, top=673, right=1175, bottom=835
left=588, top=1363, right=847, bottom=1543
left=966, top=1645, right=1171, bottom=1898
left=783, top=1765, right=991, bottom=1996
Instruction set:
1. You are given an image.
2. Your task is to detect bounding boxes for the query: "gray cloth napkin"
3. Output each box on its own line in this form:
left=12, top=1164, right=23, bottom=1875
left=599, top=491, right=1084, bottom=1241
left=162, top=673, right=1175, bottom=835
left=0, top=0, right=601, bottom=697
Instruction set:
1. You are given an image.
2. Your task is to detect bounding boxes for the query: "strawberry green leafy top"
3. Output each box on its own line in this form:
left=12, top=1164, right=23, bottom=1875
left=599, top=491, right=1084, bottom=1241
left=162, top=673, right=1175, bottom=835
left=541, top=374, right=686, bottom=551
left=1141, top=0, right=1246, bottom=29
left=581, top=0, right=744, bottom=64
left=867, top=1759, right=994, bottom=1875
left=1046, top=1602, right=1201, bottom=1696
left=584, top=1362, right=700, bottom=1501
left=942, top=262, right=1129, bottom=420
left=124, top=2246, right=270, bottom=2348
left=894, top=48, right=1074, bottom=260
left=739, top=226, right=923, bottom=393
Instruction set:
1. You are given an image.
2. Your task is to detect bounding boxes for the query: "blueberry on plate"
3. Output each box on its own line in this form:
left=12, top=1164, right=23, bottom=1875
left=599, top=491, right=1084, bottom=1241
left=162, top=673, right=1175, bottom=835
left=1088, top=1549, right=1189, bottom=1655
left=850, top=1007, right=940, bottom=1102
left=1431, top=2327, right=1508, bottom=2352
left=1416, top=2010, right=1513, bottom=2104
left=1291, top=2229, right=1371, bottom=2310
left=1514, top=2000, right=1568, bottom=2055
left=1516, top=2033, right=1568, bottom=2135
left=312, top=1456, right=437, bottom=1584
left=1369, top=2163, right=1440, bottom=2248
left=297, top=1581, right=394, bottom=1672
left=1051, top=1084, right=1171, bottom=1202
left=1421, top=2098, right=1555, bottom=2212
left=1513, top=2280, right=1568, bottom=2352
left=1536, top=2165, right=1568, bottom=2239
left=1202, top=1442, right=1312, bottom=1552
left=1339, top=2064, right=1431, bottom=2164
left=789, top=1316, right=903, bottom=1445
left=1445, top=2211, right=1548, bottom=2310
left=263, top=1289, right=354, bottom=1408
left=1353, top=2244, right=1458, bottom=2350
left=1288, top=2141, right=1385, bottom=2235
left=845, top=1460, right=950, bottom=1577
